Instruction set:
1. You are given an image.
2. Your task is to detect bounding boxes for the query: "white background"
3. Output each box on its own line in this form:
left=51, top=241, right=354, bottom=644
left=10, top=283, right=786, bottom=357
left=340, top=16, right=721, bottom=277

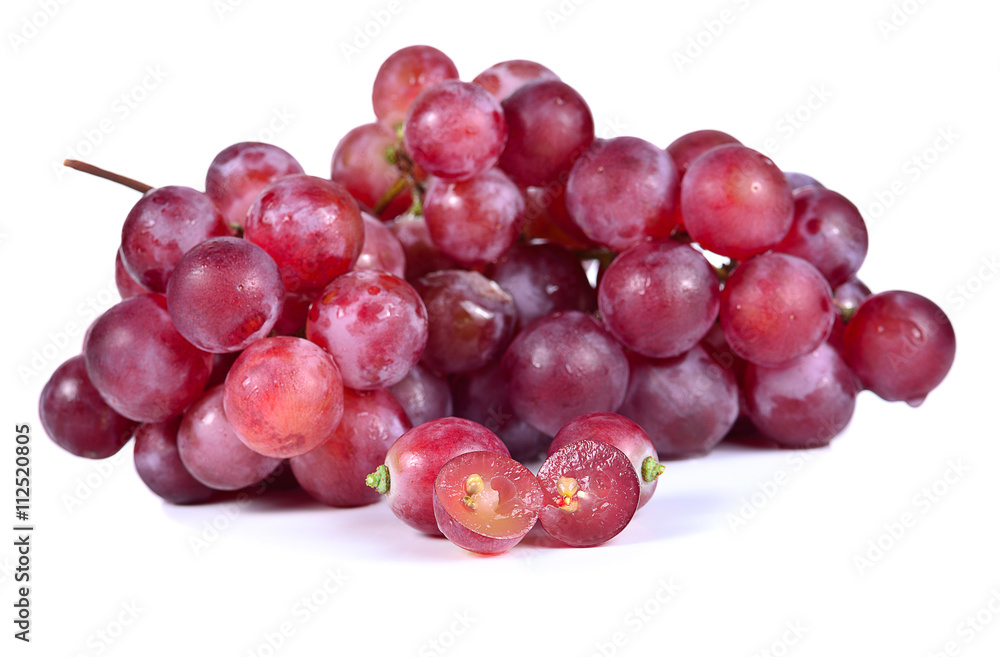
left=2, top=0, right=999, bottom=655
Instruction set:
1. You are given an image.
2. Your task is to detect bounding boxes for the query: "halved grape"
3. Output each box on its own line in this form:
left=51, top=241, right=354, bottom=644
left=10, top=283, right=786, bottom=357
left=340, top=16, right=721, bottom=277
left=536, top=439, right=639, bottom=547
left=433, top=451, right=544, bottom=555
left=366, top=417, right=510, bottom=535
left=223, top=336, right=344, bottom=458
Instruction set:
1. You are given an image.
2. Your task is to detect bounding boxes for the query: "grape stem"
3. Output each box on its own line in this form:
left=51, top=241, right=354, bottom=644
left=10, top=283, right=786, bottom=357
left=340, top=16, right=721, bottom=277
left=365, top=464, right=390, bottom=495
left=641, top=456, right=665, bottom=483
left=832, top=299, right=857, bottom=324
left=63, top=160, right=153, bottom=193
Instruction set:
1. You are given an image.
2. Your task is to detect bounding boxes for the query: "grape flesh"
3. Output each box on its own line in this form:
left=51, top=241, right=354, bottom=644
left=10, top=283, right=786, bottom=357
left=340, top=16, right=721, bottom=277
left=618, top=345, right=740, bottom=459
left=499, top=79, right=595, bottom=187
left=166, top=237, right=285, bottom=353
left=306, top=270, right=428, bottom=390
left=178, top=385, right=282, bottom=490
left=403, top=80, right=507, bottom=181
left=223, top=336, right=344, bottom=458
left=536, top=439, right=639, bottom=547
left=372, top=417, right=510, bottom=535
left=502, top=310, right=629, bottom=436
left=413, top=270, right=517, bottom=374
left=547, top=412, right=661, bottom=509
left=120, top=186, right=231, bottom=293
left=774, top=186, right=868, bottom=287
left=331, top=123, right=413, bottom=220
left=598, top=239, right=720, bottom=359
left=39, top=355, right=137, bottom=459
left=472, top=59, right=560, bottom=101
left=743, top=343, right=858, bottom=448
left=355, top=212, right=406, bottom=277
left=85, top=294, right=213, bottom=423
left=291, top=388, right=410, bottom=507
left=387, top=364, right=453, bottom=427
left=566, top=136, right=680, bottom=251
left=842, top=291, right=956, bottom=405
left=720, top=253, right=835, bottom=367
left=490, top=241, right=596, bottom=330
left=680, top=145, right=794, bottom=261
left=423, top=168, right=523, bottom=267
left=244, top=175, right=364, bottom=294
left=205, top=142, right=305, bottom=228
left=133, top=418, right=215, bottom=505
left=372, top=45, right=459, bottom=128
left=433, top=451, right=544, bottom=555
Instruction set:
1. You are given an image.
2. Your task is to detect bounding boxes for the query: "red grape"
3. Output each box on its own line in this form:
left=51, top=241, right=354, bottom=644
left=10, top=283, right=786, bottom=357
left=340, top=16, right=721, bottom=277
left=223, top=336, right=344, bottom=458
left=331, top=123, right=413, bottom=221
left=244, top=175, right=364, bottom=293
left=842, top=291, right=956, bottom=405
left=389, top=212, right=458, bottom=281
left=784, top=172, right=823, bottom=192
left=39, top=355, right=137, bottom=459
left=433, top=451, right=544, bottom=555
left=85, top=294, right=213, bottom=423
left=291, top=388, right=410, bottom=507
left=367, top=417, right=510, bottom=535
left=536, top=439, right=639, bottom=547
left=355, top=212, right=406, bottom=277
left=472, top=59, right=559, bottom=101
left=720, top=253, right=835, bottom=367
left=372, top=45, right=459, bottom=128
left=306, top=270, right=428, bottom=390
left=205, top=142, right=305, bottom=229
left=388, top=364, right=453, bottom=426
left=133, top=417, right=215, bottom=505
left=115, top=248, right=149, bottom=299
left=666, top=129, right=741, bottom=177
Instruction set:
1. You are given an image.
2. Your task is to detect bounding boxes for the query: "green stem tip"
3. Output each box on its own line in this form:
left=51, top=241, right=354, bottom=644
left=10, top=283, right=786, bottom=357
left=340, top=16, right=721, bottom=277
left=642, top=456, right=665, bottom=483
left=365, top=464, right=390, bottom=495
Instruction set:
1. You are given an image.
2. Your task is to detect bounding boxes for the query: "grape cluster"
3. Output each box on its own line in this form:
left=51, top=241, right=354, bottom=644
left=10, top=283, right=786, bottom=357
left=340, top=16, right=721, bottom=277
left=39, top=46, right=957, bottom=554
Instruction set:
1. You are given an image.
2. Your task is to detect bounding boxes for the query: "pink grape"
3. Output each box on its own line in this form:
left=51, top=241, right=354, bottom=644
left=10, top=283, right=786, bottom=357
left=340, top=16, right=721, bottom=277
left=372, top=45, right=459, bottom=128
left=720, top=252, right=835, bottom=367
left=85, top=294, right=213, bottom=423
left=355, top=212, right=406, bottom=277
left=433, top=451, right=544, bottom=555
left=499, top=79, right=595, bottom=187
left=680, top=145, right=794, bottom=261
left=536, top=439, right=639, bottom=547
left=133, top=417, right=215, bottom=505
left=743, top=343, right=858, bottom=448
left=423, top=168, right=524, bottom=267
left=566, top=136, right=680, bottom=251
left=598, top=238, right=720, bottom=359
left=291, top=388, right=410, bottom=508
left=306, top=270, right=428, bottom=390
left=223, top=336, right=344, bottom=458
left=842, top=291, right=956, bottom=405
left=774, top=186, right=868, bottom=287
left=244, top=175, right=364, bottom=293
left=166, top=236, right=285, bottom=353
left=331, top=123, right=413, bottom=221
left=205, top=142, right=305, bottom=228
left=120, top=186, right=231, bottom=293
left=472, top=59, right=560, bottom=101
left=547, top=412, right=662, bottom=509
left=403, top=80, right=507, bottom=181
left=502, top=310, right=629, bottom=436
left=178, top=385, right=282, bottom=490
left=39, top=355, right=137, bottom=459
left=366, top=417, right=510, bottom=535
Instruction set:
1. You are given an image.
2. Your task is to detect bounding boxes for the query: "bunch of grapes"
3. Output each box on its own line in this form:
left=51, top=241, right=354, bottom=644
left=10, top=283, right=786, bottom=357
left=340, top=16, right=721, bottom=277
left=38, top=46, right=956, bottom=555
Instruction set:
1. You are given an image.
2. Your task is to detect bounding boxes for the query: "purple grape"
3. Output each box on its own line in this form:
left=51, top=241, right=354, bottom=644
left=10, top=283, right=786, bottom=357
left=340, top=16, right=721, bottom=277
left=743, top=343, right=858, bottom=448
left=413, top=270, right=517, bottom=374
left=618, top=345, right=740, bottom=459
left=178, top=385, right=282, bottom=490
left=306, top=270, right=428, bottom=390
left=403, top=80, right=507, bottom=181
left=842, top=291, right=956, bottom=405
left=120, top=186, right=231, bottom=293
left=566, top=136, right=680, bottom=251
left=387, top=363, right=453, bottom=426
left=502, top=310, right=629, bottom=436
left=39, top=355, right=137, bottom=459
left=85, top=294, right=213, bottom=423
left=165, top=236, right=285, bottom=353
left=598, top=239, right=720, bottom=359
left=133, top=417, right=215, bottom=505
